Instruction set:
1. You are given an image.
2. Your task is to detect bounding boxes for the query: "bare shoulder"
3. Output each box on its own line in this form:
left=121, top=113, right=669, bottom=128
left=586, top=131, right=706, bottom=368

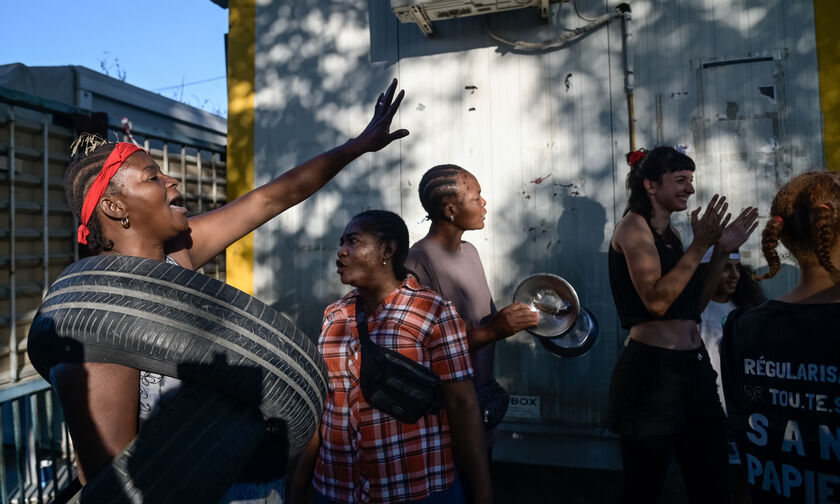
left=612, top=212, right=652, bottom=253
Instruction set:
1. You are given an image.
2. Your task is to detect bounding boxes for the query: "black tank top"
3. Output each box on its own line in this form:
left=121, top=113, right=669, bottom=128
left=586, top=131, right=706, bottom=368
left=608, top=224, right=702, bottom=329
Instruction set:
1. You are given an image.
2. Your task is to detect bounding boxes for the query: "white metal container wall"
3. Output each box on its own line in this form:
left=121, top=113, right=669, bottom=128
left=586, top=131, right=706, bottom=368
left=251, top=0, right=823, bottom=434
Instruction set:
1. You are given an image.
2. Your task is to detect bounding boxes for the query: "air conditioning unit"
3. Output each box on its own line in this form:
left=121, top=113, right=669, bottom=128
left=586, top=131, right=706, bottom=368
left=391, top=0, right=564, bottom=36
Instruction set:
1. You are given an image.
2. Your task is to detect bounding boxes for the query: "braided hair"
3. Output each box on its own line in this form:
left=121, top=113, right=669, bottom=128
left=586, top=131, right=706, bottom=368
left=418, top=164, right=468, bottom=222
left=351, top=210, right=411, bottom=280
left=759, top=171, right=840, bottom=281
left=64, top=134, right=120, bottom=254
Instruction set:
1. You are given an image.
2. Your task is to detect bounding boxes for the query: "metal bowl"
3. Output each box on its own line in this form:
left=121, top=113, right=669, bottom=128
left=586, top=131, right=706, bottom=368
left=512, top=273, right=580, bottom=338
left=539, top=306, right=599, bottom=358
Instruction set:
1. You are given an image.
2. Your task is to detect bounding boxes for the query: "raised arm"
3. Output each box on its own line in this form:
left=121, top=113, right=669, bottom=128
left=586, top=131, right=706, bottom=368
left=175, top=79, right=409, bottom=268
left=614, top=196, right=729, bottom=316
left=697, top=206, right=759, bottom=311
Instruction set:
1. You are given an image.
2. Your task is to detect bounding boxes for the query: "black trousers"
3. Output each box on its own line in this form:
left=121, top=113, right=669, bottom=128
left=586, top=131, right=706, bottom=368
left=609, top=338, right=730, bottom=504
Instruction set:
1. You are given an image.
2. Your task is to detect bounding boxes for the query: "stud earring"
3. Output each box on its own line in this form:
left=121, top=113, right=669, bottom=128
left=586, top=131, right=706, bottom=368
left=120, top=217, right=130, bottom=229
left=448, top=215, right=455, bottom=224
left=382, top=259, right=388, bottom=266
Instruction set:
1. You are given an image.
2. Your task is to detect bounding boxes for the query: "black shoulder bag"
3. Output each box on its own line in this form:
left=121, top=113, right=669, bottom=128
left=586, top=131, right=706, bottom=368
left=476, top=378, right=510, bottom=430
left=356, top=300, right=441, bottom=424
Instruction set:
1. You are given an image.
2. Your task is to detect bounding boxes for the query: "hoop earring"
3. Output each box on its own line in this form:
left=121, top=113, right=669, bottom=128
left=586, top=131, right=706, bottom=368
left=448, top=215, right=455, bottom=224
left=120, top=217, right=130, bottom=229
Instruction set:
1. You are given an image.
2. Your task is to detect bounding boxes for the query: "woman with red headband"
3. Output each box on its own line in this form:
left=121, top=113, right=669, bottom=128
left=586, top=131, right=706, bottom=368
left=607, top=146, right=758, bottom=503
left=53, top=80, right=408, bottom=501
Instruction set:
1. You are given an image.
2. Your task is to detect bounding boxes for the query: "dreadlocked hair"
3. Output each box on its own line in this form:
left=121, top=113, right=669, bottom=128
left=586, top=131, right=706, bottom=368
left=351, top=210, right=411, bottom=281
left=418, top=164, right=468, bottom=222
left=759, top=171, right=840, bottom=281
left=65, top=133, right=119, bottom=254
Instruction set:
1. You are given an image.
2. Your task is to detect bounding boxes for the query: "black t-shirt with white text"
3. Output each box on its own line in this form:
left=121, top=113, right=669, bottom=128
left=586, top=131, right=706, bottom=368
left=721, top=300, right=840, bottom=503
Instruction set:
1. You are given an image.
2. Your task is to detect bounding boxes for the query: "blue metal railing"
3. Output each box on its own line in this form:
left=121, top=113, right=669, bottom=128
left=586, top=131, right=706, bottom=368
left=0, top=378, right=73, bottom=504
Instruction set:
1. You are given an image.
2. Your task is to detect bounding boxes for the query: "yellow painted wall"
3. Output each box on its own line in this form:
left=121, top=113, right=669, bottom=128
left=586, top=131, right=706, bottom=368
left=815, top=0, right=840, bottom=171
left=226, top=0, right=256, bottom=293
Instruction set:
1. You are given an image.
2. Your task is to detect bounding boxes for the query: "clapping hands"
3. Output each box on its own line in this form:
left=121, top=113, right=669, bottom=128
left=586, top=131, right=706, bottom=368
left=690, top=194, right=730, bottom=248
left=719, top=206, right=759, bottom=253
left=690, top=194, right=759, bottom=253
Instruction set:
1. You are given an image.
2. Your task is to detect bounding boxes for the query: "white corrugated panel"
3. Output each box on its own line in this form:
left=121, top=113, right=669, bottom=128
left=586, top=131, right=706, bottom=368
left=250, top=0, right=823, bottom=466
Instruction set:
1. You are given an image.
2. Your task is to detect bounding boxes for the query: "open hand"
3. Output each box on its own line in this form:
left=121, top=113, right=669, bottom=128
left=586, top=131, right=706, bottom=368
left=690, top=194, right=729, bottom=248
left=354, top=78, right=409, bottom=153
left=719, top=206, right=759, bottom=253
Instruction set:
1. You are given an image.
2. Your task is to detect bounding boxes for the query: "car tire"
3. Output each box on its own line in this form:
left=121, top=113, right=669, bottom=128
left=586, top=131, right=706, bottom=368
left=28, top=254, right=328, bottom=503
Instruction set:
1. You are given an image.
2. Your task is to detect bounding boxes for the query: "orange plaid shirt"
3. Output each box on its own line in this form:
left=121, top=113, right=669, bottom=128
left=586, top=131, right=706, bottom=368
left=314, top=275, right=473, bottom=504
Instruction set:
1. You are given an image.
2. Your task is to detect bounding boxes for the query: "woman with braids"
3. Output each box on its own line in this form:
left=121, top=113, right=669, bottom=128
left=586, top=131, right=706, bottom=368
left=720, top=172, right=840, bottom=504
left=607, top=146, right=758, bottom=503
left=53, top=80, right=408, bottom=501
left=290, top=210, right=491, bottom=504
left=404, top=165, right=538, bottom=451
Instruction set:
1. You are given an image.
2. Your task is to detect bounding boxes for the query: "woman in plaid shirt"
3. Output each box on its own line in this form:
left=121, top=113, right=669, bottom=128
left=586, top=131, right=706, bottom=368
left=290, top=210, right=492, bottom=504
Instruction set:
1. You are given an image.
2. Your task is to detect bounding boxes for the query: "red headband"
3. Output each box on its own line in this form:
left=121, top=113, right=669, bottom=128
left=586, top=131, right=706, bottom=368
left=77, top=143, right=144, bottom=244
